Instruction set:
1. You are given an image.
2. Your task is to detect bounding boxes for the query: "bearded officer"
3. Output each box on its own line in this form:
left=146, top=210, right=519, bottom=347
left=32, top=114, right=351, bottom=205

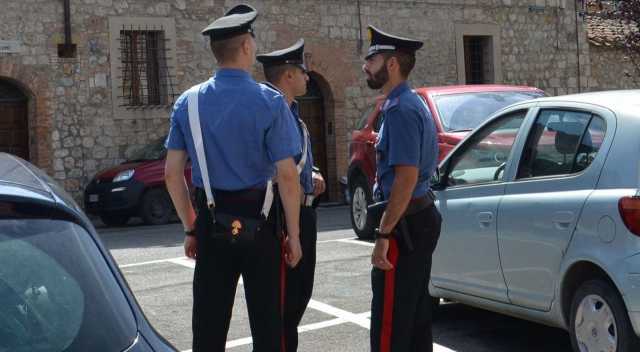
left=164, top=4, right=302, bottom=351
left=362, top=25, right=442, bottom=352
left=257, top=38, right=327, bottom=352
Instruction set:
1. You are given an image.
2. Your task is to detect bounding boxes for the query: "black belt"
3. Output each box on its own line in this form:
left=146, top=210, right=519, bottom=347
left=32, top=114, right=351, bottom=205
left=404, top=193, right=435, bottom=217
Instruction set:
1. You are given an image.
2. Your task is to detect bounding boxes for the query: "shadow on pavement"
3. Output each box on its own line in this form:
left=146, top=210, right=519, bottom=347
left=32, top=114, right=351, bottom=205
left=433, top=302, right=572, bottom=352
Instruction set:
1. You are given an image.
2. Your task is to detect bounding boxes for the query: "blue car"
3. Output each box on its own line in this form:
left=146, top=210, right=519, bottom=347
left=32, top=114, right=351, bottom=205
left=0, top=153, right=176, bottom=351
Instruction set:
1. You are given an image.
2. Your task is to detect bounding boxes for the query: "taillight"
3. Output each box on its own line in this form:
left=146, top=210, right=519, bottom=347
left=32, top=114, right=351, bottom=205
left=619, top=196, right=640, bottom=236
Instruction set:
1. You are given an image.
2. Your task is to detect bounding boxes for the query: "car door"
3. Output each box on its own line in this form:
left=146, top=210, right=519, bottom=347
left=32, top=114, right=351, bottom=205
left=431, top=108, right=531, bottom=303
left=498, top=105, right=612, bottom=311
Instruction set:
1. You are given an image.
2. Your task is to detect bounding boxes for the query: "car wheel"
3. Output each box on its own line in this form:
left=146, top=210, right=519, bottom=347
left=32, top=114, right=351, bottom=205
left=140, top=189, right=173, bottom=225
left=100, top=214, right=130, bottom=227
left=350, top=177, right=374, bottom=239
left=570, top=279, right=640, bottom=352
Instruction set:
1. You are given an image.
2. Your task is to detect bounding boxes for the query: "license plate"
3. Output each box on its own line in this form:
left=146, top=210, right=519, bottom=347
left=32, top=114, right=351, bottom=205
left=89, top=194, right=99, bottom=202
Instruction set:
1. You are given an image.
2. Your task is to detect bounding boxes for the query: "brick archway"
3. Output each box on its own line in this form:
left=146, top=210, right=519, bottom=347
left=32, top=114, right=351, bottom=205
left=0, top=66, right=52, bottom=173
left=298, top=71, right=340, bottom=201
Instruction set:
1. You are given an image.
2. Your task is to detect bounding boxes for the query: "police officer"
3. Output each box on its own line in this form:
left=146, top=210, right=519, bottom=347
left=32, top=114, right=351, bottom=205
left=164, top=4, right=303, bottom=352
left=363, top=25, right=442, bottom=352
left=257, top=39, right=327, bottom=352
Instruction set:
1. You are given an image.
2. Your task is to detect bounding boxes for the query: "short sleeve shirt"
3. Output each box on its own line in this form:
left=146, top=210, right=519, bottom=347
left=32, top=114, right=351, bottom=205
left=165, top=69, right=301, bottom=190
left=374, top=82, right=439, bottom=201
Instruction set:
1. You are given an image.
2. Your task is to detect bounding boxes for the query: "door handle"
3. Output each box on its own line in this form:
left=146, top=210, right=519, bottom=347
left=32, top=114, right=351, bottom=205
left=552, top=211, right=574, bottom=230
left=477, top=212, right=494, bottom=228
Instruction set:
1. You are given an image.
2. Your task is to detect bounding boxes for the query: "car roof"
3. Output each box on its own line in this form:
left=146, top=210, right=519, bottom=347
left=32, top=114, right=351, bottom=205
left=528, top=89, right=640, bottom=113
left=0, top=153, right=57, bottom=203
left=417, top=84, right=543, bottom=96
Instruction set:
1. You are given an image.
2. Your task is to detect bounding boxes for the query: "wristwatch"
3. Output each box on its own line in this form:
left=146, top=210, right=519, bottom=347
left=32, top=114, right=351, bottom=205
left=185, top=228, right=197, bottom=237
left=374, top=228, right=393, bottom=239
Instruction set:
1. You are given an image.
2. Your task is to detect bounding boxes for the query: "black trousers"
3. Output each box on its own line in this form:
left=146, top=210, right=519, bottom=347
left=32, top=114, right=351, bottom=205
left=370, top=205, right=442, bottom=352
left=192, top=191, right=283, bottom=352
left=283, top=206, right=317, bottom=352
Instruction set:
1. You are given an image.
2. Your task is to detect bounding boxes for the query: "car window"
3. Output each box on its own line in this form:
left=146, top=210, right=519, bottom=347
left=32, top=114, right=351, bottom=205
left=516, top=110, right=606, bottom=179
left=447, top=110, right=527, bottom=187
left=0, top=219, right=136, bottom=352
left=434, top=91, right=542, bottom=132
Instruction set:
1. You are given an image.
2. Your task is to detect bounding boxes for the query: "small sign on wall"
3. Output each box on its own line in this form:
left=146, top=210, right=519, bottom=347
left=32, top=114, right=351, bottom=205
left=0, top=40, right=22, bottom=54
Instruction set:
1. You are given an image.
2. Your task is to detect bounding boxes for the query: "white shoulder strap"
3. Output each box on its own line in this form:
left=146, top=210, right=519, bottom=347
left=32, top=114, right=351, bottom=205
left=186, top=85, right=215, bottom=209
left=296, top=119, right=309, bottom=174
left=187, top=84, right=275, bottom=219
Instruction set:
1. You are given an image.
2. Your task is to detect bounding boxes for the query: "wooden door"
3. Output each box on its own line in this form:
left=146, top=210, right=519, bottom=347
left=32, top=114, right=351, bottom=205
left=297, top=95, right=328, bottom=200
left=0, top=101, right=29, bottom=160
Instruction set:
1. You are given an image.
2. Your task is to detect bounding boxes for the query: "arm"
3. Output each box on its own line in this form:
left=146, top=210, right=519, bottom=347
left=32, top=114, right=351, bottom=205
left=276, top=157, right=302, bottom=267
left=165, top=149, right=197, bottom=258
left=378, top=165, right=418, bottom=234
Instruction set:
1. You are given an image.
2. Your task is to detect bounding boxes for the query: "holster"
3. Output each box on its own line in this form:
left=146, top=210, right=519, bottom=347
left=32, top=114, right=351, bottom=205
left=195, top=188, right=268, bottom=244
left=366, top=192, right=436, bottom=253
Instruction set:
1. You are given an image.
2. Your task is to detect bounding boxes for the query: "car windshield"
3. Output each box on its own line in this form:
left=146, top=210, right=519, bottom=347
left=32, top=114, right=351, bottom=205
left=128, top=136, right=167, bottom=162
left=0, top=219, right=137, bottom=352
left=434, top=91, right=543, bottom=132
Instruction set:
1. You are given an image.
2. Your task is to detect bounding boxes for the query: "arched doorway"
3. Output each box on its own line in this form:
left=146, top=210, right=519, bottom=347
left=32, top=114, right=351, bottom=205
left=0, top=80, right=29, bottom=160
left=297, top=74, right=329, bottom=201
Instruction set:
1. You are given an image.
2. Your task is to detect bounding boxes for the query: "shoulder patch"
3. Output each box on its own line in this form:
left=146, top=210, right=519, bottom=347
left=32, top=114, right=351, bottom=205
left=382, top=97, right=400, bottom=112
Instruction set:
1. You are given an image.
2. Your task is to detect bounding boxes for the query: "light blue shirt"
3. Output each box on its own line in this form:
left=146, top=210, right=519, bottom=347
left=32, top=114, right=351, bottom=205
left=374, top=82, right=438, bottom=201
left=166, top=69, right=301, bottom=190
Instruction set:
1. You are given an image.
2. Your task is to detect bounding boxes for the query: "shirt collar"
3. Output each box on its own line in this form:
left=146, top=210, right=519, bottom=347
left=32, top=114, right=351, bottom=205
left=215, top=68, right=252, bottom=80
left=386, top=81, right=410, bottom=100
left=263, top=81, right=298, bottom=112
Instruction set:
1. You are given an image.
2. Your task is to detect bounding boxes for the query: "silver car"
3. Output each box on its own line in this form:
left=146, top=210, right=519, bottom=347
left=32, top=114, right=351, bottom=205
left=429, top=90, right=640, bottom=352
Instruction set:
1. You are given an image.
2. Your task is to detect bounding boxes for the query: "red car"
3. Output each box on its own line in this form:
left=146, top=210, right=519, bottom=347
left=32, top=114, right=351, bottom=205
left=347, top=85, right=545, bottom=238
left=84, top=137, right=193, bottom=227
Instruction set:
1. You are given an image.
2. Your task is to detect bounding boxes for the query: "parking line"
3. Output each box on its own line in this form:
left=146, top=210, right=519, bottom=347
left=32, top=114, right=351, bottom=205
left=335, top=238, right=375, bottom=247
left=180, top=313, right=371, bottom=351
left=121, top=253, right=456, bottom=351
left=119, top=257, right=187, bottom=268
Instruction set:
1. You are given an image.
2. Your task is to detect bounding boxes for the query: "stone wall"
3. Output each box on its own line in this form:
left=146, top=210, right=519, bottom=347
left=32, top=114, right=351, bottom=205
left=589, top=46, right=640, bottom=90
left=0, top=0, right=618, bottom=202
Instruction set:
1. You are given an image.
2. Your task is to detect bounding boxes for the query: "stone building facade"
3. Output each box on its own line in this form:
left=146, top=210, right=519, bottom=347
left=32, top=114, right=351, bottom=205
left=0, top=0, right=633, bottom=203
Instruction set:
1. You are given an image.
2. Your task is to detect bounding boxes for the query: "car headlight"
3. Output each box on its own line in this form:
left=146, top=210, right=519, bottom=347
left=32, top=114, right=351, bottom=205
left=113, top=169, right=135, bottom=182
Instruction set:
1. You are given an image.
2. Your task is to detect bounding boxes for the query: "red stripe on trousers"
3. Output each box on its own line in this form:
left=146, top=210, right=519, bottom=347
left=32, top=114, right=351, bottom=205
left=380, top=238, right=399, bottom=352
left=280, top=235, right=287, bottom=352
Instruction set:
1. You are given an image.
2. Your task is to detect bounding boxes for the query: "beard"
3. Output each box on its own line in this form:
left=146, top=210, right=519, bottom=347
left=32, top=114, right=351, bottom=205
left=366, top=64, right=389, bottom=90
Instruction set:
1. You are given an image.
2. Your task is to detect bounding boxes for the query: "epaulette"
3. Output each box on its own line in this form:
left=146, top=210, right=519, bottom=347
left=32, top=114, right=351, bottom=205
left=382, top=97, right=400, bottom=112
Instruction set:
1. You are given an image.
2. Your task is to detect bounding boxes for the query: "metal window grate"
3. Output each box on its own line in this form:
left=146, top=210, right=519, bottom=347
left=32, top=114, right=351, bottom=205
left=118, top=25, right=178, bottom=109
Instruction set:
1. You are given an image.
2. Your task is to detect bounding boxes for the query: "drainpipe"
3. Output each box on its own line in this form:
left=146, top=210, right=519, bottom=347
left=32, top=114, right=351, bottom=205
left=575, top=0, right=582, bottom=93
left=58, top=0, right=77, bottom=58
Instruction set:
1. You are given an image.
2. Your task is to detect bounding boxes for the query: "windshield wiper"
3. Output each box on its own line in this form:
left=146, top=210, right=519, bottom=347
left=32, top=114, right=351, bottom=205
left=448, top=128, right=472, bottom=133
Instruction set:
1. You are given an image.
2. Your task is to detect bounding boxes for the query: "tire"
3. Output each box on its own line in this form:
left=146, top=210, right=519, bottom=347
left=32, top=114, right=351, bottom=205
left=140, top=188, right=173, bottom=225
left=100, top=214, right=130, bottom=227
left=349, top=177, right=374, bottom=239
left=570, top=279, right=640, bottom=352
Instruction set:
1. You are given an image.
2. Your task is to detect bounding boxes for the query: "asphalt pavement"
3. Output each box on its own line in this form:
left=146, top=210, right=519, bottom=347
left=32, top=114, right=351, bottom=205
left=97, top=205, right=573, bottom=352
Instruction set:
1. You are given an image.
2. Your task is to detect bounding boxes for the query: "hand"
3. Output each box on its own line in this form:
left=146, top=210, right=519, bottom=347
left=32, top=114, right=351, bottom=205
left=184, top=235, right=197, bottom=259
left=312, top=172, right=326, bottom=197
left=284, top=235, right=302, bottom=268
left=371, top=238, right=393, bottom=270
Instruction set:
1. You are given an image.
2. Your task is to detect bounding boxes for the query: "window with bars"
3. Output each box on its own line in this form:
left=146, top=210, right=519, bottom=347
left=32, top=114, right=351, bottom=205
left=464, top=36, right=494, bottom=84
left=118, top=26, right=177, bottom=108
